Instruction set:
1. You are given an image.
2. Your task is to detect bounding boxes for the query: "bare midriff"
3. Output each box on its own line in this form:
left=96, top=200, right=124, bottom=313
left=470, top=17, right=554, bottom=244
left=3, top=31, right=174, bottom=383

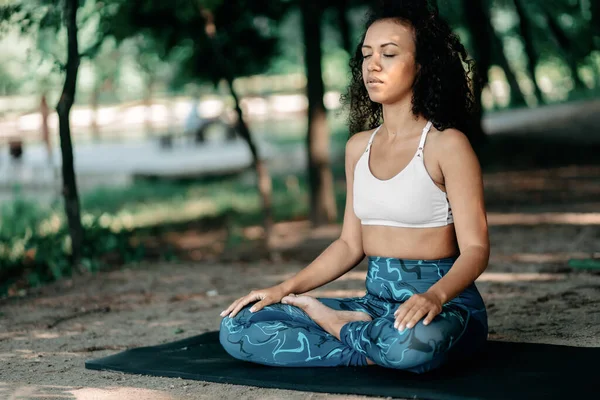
left=361, top=224, right=458, bottom=260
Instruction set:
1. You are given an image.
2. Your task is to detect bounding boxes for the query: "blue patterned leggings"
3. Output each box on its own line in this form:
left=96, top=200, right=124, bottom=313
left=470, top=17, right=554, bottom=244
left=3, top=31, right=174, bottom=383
left=219, top=257, right=488, bottom=373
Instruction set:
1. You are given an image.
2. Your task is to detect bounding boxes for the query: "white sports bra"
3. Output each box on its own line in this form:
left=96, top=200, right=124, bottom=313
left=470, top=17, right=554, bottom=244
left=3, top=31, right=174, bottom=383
left=353, top=121, right=454, bottom=228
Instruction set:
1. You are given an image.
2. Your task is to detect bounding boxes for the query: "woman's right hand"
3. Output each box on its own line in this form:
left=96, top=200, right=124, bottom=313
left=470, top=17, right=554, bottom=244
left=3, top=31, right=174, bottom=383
left=220, top=285, right=289, bottom=318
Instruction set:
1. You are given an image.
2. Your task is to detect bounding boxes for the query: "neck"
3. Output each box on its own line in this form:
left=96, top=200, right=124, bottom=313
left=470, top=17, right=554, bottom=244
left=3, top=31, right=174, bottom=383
left=381, top=97, right=427, bottom=138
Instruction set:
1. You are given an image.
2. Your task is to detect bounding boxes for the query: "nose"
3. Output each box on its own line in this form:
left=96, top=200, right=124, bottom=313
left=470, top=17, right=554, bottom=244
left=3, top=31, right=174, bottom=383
left=366, top=55, right=382, bottom=72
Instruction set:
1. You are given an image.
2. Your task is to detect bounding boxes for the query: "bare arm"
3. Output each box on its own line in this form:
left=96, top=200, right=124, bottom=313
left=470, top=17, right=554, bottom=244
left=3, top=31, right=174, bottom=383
left=221, top=133, right=370, bottom=318
left=393, top=129, right=490, bottom=331
left=427, top=129, right=490, bottom=304
left=279, top=134, right=368, bottom=295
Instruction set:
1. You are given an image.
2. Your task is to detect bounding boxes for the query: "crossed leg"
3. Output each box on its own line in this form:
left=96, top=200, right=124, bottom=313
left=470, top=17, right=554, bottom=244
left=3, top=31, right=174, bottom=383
left=281, top=294, right=473, bottom=373
left=219, top=296, right=374, bottom=367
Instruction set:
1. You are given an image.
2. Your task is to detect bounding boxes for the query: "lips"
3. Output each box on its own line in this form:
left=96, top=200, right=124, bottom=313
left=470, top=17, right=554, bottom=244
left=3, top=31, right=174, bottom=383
left=366, top=77, right=383, bottom=84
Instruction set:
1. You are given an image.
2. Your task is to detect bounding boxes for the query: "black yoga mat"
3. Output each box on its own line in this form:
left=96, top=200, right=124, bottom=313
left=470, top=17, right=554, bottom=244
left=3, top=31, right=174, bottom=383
left=85, top=331, right=598, bottom=400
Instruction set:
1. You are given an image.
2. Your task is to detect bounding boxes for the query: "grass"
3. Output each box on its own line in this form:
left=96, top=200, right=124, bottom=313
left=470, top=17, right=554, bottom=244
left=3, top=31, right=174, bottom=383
left=0, top=157, right=348, bottom=297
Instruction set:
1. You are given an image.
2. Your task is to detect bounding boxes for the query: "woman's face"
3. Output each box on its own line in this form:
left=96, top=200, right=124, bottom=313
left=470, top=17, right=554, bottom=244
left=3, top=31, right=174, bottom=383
left=361, top=19, right=417, bottom=105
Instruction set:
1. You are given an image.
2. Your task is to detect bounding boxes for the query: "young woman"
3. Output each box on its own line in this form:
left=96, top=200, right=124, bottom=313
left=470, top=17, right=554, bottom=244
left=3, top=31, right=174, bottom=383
left=219, top=0, right=489, bottom=374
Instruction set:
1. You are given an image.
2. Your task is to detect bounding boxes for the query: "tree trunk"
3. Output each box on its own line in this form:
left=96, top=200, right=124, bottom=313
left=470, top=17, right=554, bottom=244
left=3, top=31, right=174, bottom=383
left=301, top=0, right=337, bottom=227
left=490, top=26, right=527, bottom=107
left=591, top=2, right=600, bottom=43
left=40, top=94, right=52, bottom=161
left=512, top=0, right=545, bottom=104
left=335, top=0, right=352, bottom=55
left=465, top=1, right=526, bottom=107
left=198, top=5, right=275, bottom=257
left=90, top=81, right=100, bottom=141
left=544, top=10, right=587, bottom=91
left=462, top=0, right=490, bottom=151
left=56, top=0, right=84, bottom=269
left=226, top=78, right=274, bottom=250
left=144, top=74, right=155, bottom=137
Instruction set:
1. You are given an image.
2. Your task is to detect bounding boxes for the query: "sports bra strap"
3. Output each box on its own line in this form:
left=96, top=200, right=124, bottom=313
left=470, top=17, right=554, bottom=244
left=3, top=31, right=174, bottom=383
left=416, top=121, right=433, bottom=156
left=365, top=122, right=432, bottom=155
left=365, top=125, right=382, bottom=153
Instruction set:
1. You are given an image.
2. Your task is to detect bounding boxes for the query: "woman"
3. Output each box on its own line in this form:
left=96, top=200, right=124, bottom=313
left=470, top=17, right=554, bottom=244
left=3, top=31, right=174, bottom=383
left=219, top=0, right=489, bottom=374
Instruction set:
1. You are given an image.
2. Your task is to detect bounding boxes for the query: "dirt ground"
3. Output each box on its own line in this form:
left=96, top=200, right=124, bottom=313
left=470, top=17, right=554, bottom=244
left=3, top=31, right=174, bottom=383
left=1, top=163, right=600, bottom=400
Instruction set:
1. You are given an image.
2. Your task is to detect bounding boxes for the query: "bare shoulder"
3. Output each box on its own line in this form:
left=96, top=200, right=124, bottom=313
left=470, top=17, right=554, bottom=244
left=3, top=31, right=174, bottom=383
left=345, top=129, right=374, bottom=163
left=427, top=127, right=475, bottom=158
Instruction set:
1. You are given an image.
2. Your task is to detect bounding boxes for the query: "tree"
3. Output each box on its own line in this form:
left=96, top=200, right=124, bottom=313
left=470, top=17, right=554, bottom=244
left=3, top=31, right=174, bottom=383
left=1, top=0, right=125, bottom=269
left=512, top=0, right=545, bottom=104
left=97, top=0, right=289, bottom=256
left=56, top=0, right=84, bottom=268
left=197, top=4, right=276, bottom=255
left=1, top=0, right=89, bottom=268
left=541, top=6, right=587, bottom=91
left=301, top=0, right=338, bottom=226
left=333, top=0, right=353, bottom=55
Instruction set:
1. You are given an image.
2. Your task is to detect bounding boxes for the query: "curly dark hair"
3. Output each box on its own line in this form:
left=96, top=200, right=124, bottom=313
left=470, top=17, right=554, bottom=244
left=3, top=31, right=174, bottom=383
left=340, top=0, right=478, bottom=137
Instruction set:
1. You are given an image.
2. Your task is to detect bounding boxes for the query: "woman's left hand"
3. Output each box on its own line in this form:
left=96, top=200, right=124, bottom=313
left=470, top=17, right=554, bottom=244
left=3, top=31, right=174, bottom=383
left=394, top=291, right=443, bottom=331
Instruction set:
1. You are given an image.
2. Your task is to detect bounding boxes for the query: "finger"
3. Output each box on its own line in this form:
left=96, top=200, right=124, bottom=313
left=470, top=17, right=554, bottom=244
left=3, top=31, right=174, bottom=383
left=406, top=308, right=428, bottom=329
left=395, top=304, right=415, bottom=330
left=393, top=301, right=411, bottom=321
left=221, top=294, right=250, bottom=316
left=397, top=306, right=420, bottom=331
left=394, top=302, right=410, bottom=317
left=229, top=294, right=259, bottom=318
left=220, top=297, right=244, bottom=317
left=280, top=293, right=296, bottom=304
left=423, top=309, right=439, bottom=326
left=250, top=299, right=271, bottom=313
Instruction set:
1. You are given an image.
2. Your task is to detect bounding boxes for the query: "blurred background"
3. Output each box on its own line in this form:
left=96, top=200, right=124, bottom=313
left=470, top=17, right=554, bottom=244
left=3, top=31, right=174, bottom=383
left=0, top=0, right=598, bottom=297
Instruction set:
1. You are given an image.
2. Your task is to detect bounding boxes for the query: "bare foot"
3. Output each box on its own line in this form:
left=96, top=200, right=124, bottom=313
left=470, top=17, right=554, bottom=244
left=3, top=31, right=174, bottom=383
left=281, top=294, right=372, bottom=341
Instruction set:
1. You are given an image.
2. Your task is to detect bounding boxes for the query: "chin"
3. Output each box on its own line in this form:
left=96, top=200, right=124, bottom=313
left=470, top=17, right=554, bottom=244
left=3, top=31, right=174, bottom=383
left=367, top=92, right=387, bottom=104
left=368, top=90, right=408, bottom=106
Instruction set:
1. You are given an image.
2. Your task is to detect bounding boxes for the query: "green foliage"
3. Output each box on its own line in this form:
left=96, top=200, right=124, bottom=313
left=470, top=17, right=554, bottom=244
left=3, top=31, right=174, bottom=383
left=96, top=0, right=290, bottom=88
left=0, top=195, right=145, bottom=297
left=0, top=131, right=350, bottom=298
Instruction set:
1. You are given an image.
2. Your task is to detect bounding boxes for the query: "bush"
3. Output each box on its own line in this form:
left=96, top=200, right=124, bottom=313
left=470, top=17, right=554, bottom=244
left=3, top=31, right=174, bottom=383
left=0, top=198, right=145, bottom=297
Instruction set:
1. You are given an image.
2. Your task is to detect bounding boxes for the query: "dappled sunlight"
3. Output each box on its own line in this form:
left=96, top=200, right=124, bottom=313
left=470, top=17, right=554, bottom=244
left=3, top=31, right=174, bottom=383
left=477, top=272, right=566, bottom=282
left=488, top=212, right=600, bottom=225
left=162, top=229, right=227, bottom=250
left=271, top=234, right=304, bottom=250
left=0, top=332, right=21, bottom=340
left=147, top=320, right=190, bottom=328
left=267, top=267, right=570, bottom=287
left=3, top=330, right=82, bottom=341
left=70, top=387, right=177, bottom=400
left=158, top=274, right=189, bottom=284
left=0, top=383, right=75, bottom=400
left=491, top=252, right=599, bottom=263
left=0, top=352, right=16, bottom=361
left=0, top=383, right=178, bottom=400
left=484, top=165, right=600, bottom=181
left=32, top=331, right=67, bottom=339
